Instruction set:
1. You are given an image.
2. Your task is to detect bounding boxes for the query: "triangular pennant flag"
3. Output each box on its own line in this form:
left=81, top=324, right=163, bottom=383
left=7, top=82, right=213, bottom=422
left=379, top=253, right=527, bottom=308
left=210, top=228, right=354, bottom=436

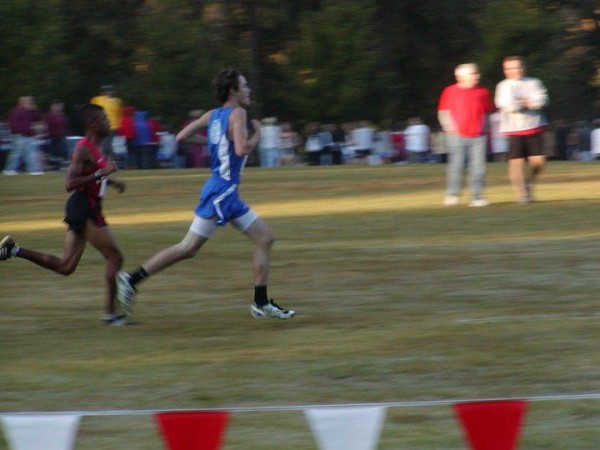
left=305, top=406, right=387, bottom=450
left=0, top=414, right=81, bottom=450
left=454, top=401, right=528, bottom=450
left=155, top=411, right=229, bottom=450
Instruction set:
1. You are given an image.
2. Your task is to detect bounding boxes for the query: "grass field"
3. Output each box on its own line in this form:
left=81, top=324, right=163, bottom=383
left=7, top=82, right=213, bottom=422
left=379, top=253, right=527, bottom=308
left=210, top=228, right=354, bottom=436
left=1, top=162, right=599, bottom=449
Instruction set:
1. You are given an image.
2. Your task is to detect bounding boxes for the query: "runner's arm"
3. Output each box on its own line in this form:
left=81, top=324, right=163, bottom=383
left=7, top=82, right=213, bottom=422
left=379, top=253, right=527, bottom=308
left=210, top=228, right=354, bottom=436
left=108, top=178, right=126, bottom=194
left=64, top=145, right=117, bottom=192
left=176, top=111, right=211, bottom=143
left=230, top=108, right=260, bottom=156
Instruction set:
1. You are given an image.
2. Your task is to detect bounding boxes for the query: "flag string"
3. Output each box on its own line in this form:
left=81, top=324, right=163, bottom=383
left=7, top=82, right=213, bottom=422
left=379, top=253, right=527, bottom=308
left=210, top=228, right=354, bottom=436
left=1, top=392, right=599, bottom=417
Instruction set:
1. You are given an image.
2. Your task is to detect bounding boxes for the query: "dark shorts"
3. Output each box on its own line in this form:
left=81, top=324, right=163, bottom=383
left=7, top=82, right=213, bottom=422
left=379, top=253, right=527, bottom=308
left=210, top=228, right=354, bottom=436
left=64, top=191, right=106, bottom=233
left=507, top=132, right=545, bottom=160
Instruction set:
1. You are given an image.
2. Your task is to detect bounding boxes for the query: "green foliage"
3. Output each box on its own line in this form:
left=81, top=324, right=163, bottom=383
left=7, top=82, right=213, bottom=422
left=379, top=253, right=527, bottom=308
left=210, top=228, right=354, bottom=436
left=476, top=0, right=600, bottom=120
left=286, top=0, right=380, bottom=123
left=0, top=0, right=67, bottom=112
left=58, top=0, right=140, bottom=91
left=0, top=0, right=597, bottom=126
left=374, top=0, right=485, bottom=125
left=122, top=0, right=226, bottom=127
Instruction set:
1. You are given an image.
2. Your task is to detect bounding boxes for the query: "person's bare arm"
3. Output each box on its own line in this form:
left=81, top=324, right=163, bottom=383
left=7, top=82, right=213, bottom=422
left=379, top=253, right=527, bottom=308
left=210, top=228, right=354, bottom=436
left=107, top=178, right=126, bottom=194
left=182, top=134, right=207, bottom=145
left=176, top=111, right=211, bottom=143
left=437, top=110, right=456, bottom=134
left=64, top=145, right=117, bottom=192
left=230, top=108, right=260, bottom=156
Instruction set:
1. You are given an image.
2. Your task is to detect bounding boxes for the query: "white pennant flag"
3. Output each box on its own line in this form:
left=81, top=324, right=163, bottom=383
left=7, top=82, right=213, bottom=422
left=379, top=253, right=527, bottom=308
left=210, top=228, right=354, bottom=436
left=1, top=415, right=81, bottom=450
left=305, top=406, right=387, bottom=450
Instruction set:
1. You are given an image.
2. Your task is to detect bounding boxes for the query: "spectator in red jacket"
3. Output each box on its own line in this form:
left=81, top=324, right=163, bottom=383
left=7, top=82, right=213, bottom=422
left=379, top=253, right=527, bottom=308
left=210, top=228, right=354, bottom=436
left=44, top=100, right=69, bottom=170
left=119, top=106, right=137, bottom=167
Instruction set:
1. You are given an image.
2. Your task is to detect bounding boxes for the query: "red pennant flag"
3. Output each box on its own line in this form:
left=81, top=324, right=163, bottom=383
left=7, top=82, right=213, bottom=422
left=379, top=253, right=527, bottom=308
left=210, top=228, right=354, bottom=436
left=155, top=411, right=230, bottom=450
left=454, top=401, right=528, bottom=450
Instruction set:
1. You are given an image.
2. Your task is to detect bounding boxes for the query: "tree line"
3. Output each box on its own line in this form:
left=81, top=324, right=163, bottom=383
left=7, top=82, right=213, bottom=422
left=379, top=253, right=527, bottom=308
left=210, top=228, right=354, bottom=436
left=1, top=0, right=598, bottom=130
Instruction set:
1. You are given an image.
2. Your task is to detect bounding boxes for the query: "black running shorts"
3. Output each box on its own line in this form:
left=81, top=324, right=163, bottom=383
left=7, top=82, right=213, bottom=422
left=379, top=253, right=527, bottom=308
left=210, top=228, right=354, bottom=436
left=507, top=132, right=545, bottom=160
left=64, top=191, right=106, bottom=232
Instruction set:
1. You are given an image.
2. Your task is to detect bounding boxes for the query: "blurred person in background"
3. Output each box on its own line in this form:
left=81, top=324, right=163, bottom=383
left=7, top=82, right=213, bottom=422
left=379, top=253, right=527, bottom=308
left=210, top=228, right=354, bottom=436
left=91, top=84, right=123, bottom=157
left=489, top=111, right=508, bottom=162
left=304, top=122, right=323, bottom=166
left=278, top=122, right=300, bottom=166
left=438, top=63, right=494, bottom=206
left=318, top=124, right=335, bottom=165
left=180, top=109, right=207, bottom=168
left=0, top=116, right=11, bottom=170
left=404, top=117, right=430, bottom=163
left=3, top=96, right=43, bottom=175
left=389, top=126, right=406, bottom=163
left=156, top=124, right=180, bottom=168
left=119, top=106, right=137, bottom=168
left=133, top=110, right=152, bottom=169
left=258, top=117, right=281, bottom=167
left=352, top=120, right=375, bottom=161
left=148, top=115, right=163, bottom=168
left=429, top=125, right=447, bottom=163
left=372, top=127, right=393, bottom=164
left=44, top=100, right=69, bottom=171
left=0, top=104, right=128, bottom=325
left=565, top=124, right=579, bottom=161
left=590, top=119, right=600, bottom=160
left=330, top=123, right=345, bottom=165
left=576, top=120, right=592, bottom=160
left=495, top=56, right=548, bottom=204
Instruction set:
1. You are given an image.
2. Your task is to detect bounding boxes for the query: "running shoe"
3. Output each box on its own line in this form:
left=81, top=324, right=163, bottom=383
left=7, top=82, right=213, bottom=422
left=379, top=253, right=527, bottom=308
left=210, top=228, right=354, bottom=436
left=102, top=314, right=137, bottom=326
left=0, top=235, right=15, bottom=261
left=250, top=299, right=296, bottom=320
left=469, top=198, right=490, bottom=207
left=116, top=271, right=137, bottom=315
left=443, top=195, right=459, bottom=206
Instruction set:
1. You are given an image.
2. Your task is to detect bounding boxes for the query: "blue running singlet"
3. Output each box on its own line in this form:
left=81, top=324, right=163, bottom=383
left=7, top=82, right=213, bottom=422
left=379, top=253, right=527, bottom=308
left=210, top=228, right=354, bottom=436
left=194, top=107, right=250, bottom=226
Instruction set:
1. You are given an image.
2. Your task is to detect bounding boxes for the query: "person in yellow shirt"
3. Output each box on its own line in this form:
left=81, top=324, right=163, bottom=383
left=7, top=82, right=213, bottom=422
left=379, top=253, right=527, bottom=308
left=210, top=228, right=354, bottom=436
left=91, top=84, right=124, bottom=157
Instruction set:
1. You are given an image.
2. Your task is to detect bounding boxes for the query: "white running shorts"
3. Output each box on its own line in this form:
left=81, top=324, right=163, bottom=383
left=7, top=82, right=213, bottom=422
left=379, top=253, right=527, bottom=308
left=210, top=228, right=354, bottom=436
left=189, top=209, right=259, bottom=238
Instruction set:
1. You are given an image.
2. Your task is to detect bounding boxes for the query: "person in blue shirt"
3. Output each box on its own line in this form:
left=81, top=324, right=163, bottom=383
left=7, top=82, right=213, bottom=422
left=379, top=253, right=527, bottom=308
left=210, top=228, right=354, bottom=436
left=116, top=68, right=295, bottom=320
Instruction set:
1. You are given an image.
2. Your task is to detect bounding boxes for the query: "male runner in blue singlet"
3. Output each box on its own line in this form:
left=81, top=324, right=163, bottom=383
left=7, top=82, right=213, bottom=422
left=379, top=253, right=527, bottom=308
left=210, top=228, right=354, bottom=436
left=116, top=68, right=295, bottom=320
left=0, top=104, right=128, bottom=325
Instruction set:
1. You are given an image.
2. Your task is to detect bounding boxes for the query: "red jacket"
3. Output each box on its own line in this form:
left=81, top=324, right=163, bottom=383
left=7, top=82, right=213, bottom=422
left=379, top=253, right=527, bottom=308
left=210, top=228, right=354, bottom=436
left=120, top=106, right=137, bottom=140
left=149, top=117, right=162, bottom=144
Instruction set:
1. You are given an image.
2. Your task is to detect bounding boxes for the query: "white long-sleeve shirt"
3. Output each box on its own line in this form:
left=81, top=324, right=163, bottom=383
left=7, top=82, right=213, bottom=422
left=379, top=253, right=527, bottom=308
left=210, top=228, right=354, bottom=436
left=495, top=77, right=548, bottom=134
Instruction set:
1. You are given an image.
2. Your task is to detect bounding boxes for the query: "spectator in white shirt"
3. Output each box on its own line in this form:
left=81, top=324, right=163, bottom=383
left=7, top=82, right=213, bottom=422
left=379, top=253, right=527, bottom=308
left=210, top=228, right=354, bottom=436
left=590, top=119, right=600, bottom=160
left=258, top=117, right=281, bottom=167
left=351, top=120, right=374, bottom=159
left=404, top=117, right=430, bottom=162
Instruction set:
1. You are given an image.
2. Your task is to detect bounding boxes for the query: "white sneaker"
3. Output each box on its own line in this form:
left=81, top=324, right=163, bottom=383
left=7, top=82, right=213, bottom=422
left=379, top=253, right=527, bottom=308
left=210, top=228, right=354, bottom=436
left=3, top=170, right=17, bottom=176
left=469, top=198, right=490, bottom=207
left=116, top=271, right=137, bottom=315
left=102, top=314, right=137, bottom=326
left=0, top=235, right=16, bottom=261
left=250, top=300, right=296, bottom=320
left=443, top=195, right=459, bottom=206
left=28, top=171, right=44, bottom=176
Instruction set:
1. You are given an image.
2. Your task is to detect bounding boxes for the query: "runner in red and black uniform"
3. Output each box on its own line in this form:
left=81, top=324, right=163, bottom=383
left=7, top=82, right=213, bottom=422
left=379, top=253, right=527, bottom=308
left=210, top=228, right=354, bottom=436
left=0, top=104, right=129, bottom=325
left=65, top=135, right=110, bottom=230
